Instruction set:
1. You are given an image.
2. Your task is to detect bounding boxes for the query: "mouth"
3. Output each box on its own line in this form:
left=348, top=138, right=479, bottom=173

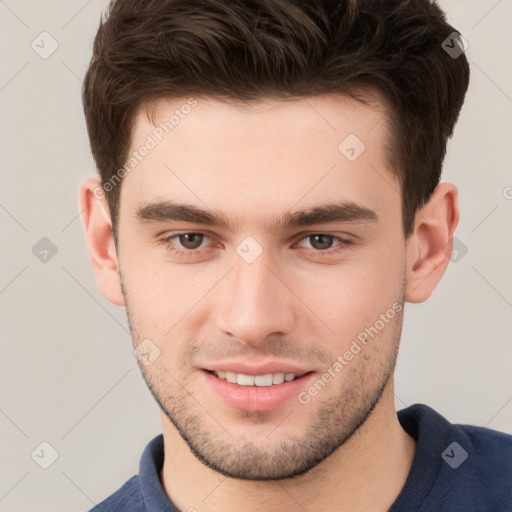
left=205, top=369, right=310, bottom=386
left=201, top=368, right=317, bottom=412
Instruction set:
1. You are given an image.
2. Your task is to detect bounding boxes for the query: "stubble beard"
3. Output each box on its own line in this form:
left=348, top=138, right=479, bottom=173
left=123, top=277, right=405, bottom=481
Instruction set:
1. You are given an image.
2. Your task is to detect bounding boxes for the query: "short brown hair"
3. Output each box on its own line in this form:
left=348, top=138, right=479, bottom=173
left=82, top=0, right=470, bottom=239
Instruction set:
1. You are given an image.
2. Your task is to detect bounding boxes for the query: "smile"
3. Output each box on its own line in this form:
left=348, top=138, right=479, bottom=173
left=207, top=370, right=305, bottom=386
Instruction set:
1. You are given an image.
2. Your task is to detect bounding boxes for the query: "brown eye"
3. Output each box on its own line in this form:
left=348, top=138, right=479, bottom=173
left=307, top=234, right=336, bottom=250
left=295, top=234, right=352, bottom=255
left=177, top=233, right=205, bottom=249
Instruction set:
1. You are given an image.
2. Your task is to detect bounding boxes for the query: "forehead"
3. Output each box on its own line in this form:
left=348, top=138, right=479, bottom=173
left=120, top=94, right=399, bottom=228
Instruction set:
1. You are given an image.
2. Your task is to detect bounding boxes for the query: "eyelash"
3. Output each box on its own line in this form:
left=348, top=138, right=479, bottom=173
left=158, top=232, right=353, bottom=257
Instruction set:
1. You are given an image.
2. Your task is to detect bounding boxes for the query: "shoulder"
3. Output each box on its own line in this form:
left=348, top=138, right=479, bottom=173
left=86, top=434, right=169, bottom=512
left=87, top=475, right=144, bottom=512
left=455, top=422, right=512, bottom=483
left=438, top=421, right=512, bottom=512
left=461, top=421, right=512, bottom=453
left=397, top=404, right=512, bottom=512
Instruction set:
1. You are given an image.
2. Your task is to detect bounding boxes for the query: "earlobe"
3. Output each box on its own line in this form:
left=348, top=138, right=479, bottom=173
left=405, top=182, right=459, bottom=303
left=78, top=177, right=125, bottom=306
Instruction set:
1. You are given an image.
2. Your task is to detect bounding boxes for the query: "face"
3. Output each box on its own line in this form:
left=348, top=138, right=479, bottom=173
left=116, top=94, right=407, bottom=480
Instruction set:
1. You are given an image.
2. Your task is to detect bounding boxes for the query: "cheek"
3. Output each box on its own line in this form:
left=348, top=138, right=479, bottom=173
left=298, top=250, right=404, bottom=350
left=121, top=252, right=221, bottom=336
left=120, top=226, right=405, bottom=344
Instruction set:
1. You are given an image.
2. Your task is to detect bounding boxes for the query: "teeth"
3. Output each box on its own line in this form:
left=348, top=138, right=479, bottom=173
left=225, top=371, right=237, bottom=383
left=213, top=371, right=299, bottom=386
left=272, top=372, right=285, bottom=385
left=237, top=374, right=255, bottom=386
left=254, top=374, right=273, bottom=386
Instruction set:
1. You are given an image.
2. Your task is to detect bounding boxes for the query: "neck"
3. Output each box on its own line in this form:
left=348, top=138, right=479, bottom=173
left=160, top=380, right=416, bottom=512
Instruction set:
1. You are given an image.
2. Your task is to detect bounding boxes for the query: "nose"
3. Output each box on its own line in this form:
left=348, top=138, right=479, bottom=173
left=215, top=250, right=296, bottom=346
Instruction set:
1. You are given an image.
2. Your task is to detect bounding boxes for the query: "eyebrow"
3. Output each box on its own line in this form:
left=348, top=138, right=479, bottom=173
left=135, top=200, right=378, bottom=232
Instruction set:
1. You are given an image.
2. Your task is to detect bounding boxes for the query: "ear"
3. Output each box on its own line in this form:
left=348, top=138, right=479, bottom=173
left=78, top=177, right=125, bottom=306
left=405, top=182, right=459, bottom=303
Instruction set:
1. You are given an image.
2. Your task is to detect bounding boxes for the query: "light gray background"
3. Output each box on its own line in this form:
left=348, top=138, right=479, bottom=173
left=1, top=1, right=511, bottom=510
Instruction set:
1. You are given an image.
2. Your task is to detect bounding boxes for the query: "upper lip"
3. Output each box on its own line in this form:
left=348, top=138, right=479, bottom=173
left=202, top=361, right=313, bottom=376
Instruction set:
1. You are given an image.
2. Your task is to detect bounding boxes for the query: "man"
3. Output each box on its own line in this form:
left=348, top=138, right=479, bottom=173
left=79, top=0, right=511, bottom=510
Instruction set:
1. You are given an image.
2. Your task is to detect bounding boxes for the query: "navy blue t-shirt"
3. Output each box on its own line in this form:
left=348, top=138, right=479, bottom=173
left=88, top=404, right=512, bottom=511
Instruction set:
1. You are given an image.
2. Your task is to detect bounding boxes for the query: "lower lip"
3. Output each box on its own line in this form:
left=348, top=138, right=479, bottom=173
left=201, top=370, right=316, bottom=412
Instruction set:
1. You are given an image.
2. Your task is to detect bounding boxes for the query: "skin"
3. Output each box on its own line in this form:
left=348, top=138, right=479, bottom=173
left=79, top=93, right=458, bottom=511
